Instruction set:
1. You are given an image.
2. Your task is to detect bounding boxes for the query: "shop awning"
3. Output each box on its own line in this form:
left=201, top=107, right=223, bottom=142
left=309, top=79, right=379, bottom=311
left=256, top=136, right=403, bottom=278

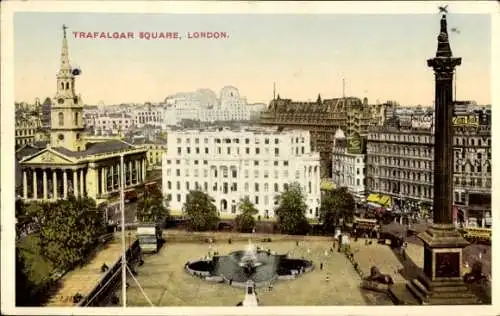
left=366, top=193, right=392, bottom=208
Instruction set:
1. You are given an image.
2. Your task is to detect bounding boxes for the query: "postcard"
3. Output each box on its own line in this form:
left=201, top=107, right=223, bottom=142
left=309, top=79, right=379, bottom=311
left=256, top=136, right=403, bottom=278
left=1, top=1, right=498, bottom=316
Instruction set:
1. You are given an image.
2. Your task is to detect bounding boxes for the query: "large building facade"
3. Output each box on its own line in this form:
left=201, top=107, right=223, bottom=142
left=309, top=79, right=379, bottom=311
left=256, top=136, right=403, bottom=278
left=162, top=86, right=266, bottom=125
left=331, top=129, right=366, bottom=202
left=17, top=25, right=148, bottom=207
left=366, top=111, right=491, bottom=227
left=162, top=127, right=321, bottom=219
left=260, top=95, right=389, bottom=178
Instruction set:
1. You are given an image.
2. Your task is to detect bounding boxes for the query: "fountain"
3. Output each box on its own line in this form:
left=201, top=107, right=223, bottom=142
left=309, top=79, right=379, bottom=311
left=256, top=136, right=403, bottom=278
left=184, top=238, right=313, bottom=288
left=238, top=240, right=263, bottom=275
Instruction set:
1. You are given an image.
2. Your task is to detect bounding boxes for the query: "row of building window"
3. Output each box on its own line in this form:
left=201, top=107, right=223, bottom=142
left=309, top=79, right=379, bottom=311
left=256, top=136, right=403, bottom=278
left=166, top=168, right=317, bottom=179
left=175, top=146, right=289, bottom=156
left=368, top=145, right=433, bottom=157
left=166, top=159, right=293, bottom=167
left=166, top=181, right=316, bottom=194
left=175, top=137, right=306, bottom=145
left=367, top=157, right=432, bottom=169
left=369, top=132, right=491, bottom=147
left=15, top=129, right=36, bottom=137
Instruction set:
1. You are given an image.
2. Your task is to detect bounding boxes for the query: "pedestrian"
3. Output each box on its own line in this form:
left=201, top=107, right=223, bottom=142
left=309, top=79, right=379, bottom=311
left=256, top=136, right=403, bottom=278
left=100, top=263, right=109, bottom=273
left=296, top=241, right=299, bottom=247
left=326, top=275, right=330, bottom=282
left=320, top=262, right=323, bottom=270
left=401, top=244, right=406, bottom=260
left=229, top=278, right=233, bottom=286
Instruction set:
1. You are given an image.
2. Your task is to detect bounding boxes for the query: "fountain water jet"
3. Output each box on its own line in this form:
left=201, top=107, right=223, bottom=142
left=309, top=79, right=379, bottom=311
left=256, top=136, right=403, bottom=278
left=238, top=239, right=262, bottom=269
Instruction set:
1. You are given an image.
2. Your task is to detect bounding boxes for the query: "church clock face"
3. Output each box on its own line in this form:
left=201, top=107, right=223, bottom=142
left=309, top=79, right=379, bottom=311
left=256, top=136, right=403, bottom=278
left=58, top=98, right=64, bottom=104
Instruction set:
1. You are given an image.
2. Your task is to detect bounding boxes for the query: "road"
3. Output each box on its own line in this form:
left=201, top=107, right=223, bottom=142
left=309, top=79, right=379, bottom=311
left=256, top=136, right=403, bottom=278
left=380, top=220, right=491, bottom=278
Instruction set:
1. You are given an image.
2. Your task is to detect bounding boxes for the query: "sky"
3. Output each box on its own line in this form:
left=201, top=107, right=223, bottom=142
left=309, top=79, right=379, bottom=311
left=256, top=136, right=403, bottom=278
left=13, top=12, right=491, bottom=106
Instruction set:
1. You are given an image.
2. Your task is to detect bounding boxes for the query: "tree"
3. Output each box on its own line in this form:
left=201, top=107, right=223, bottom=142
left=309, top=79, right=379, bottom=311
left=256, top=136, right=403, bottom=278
left=184, top=190, right=219, bottom=231
left=235, top=197, right=258, bottom=233
left=33, top=195, right=106, bottom=271
left=274, top=182, right=310, bottom=235
left=137, top=183, right=169, bottom=224
left=15, top=199, right=44, bottom=239
left=319, top=187, right=355, bottom=234
left=16, top=247, right=36, bottom=306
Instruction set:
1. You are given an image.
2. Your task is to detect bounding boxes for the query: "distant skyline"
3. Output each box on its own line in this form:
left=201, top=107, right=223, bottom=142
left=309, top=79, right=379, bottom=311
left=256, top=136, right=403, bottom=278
left=14, top=12, right=491, bottom=105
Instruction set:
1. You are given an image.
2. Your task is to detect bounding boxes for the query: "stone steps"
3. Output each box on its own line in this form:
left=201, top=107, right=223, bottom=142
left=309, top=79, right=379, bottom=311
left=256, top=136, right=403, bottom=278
left=406, top=278, right=480, bottom=305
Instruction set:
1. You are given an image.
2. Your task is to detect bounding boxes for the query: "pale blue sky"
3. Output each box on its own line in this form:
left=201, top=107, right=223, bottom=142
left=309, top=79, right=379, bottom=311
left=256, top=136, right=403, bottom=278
left=14, top=12, right=491, bottom=105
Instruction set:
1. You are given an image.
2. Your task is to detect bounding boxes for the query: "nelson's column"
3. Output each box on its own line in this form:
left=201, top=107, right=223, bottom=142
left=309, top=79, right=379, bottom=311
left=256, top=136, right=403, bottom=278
left=406, top=14, right=479, bottom=305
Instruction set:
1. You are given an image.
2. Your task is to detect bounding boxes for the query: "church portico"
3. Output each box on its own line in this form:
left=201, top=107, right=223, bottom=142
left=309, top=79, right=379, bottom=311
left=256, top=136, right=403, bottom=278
left=22, top=165, right=88, bottom=201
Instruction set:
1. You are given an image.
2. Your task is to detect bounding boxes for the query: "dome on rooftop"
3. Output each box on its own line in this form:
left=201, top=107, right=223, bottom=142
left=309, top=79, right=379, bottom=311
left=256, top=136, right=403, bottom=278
left=334, top=128, right=346, bottom=139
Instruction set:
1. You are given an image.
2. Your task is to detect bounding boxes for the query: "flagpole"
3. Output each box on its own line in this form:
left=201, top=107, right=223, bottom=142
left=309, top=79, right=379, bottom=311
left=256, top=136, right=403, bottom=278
left=120, top=153, right=127, bottom=308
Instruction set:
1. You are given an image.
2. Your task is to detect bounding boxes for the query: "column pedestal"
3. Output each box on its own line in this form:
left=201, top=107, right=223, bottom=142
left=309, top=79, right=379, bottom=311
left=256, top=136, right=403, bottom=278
left=406, top=224, right=480, bottom=305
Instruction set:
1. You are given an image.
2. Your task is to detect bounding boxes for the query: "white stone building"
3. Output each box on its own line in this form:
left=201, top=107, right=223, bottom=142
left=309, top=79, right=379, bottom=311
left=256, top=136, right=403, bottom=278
left=130, top=105, right=164, bottom=128
left=162, top=127, right=321, bottom=219
left=93, top=113, right=133, bottom=135
left=331, top=129, right=366, bottom=202
left=162, top=86, right=262, bottom=125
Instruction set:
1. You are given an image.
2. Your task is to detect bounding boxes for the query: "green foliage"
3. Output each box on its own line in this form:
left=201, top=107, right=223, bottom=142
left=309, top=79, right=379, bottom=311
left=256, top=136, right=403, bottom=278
left=184, top=190, right=219, bottom=231
left=28, top=195, right=106, bottom=271
left=137, top=184, right=169, bottom=223
left=16, top=233, right=56, bottom=306
left=275, top=182, right=310, bottom=235
left=235, top=197, right=258, bottom=233
left=319, top=187, right=356, bottom=234
left=16, top=247, right=36, bottom=306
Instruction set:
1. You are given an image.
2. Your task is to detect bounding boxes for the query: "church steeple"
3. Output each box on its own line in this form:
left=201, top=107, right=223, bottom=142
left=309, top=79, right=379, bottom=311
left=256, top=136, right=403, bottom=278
left=59, top=24, right=72, bottom=77
left=50, top=24, right=85, bottom=152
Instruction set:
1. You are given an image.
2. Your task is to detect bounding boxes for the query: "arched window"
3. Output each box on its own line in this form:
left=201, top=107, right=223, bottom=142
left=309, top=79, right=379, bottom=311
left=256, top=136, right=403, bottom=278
left=74, top=112, right=78, bottom=125
left=61, top=82, right=64, bottom=90
left=65, top=82, right=69, bottom=90
left=58, top=112, right=64, bottom=126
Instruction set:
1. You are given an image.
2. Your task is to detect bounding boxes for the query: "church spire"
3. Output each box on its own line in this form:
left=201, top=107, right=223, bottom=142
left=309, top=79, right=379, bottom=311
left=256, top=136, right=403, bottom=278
left=59, top=24, right=71, bottom=76
left=435, top=15, right=453, bottom=58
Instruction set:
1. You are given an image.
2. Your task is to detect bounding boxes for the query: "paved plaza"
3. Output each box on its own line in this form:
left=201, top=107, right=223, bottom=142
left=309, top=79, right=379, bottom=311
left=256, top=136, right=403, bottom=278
left=42, top=229, right=490, bottom=307
left=126, top=237, right=374, bottom=306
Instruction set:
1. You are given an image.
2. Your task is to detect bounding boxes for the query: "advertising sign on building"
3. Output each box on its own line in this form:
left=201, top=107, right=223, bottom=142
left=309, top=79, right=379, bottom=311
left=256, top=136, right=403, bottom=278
left=410, top=114, right=433, bottom=129
left=452, top=115, right=479, bottom=127
left=347, top=133, right=364, bottom=154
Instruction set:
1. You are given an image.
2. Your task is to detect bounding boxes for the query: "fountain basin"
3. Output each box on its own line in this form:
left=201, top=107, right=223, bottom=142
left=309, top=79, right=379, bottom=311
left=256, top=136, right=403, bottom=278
left=185, top=249, right=313, bottom=287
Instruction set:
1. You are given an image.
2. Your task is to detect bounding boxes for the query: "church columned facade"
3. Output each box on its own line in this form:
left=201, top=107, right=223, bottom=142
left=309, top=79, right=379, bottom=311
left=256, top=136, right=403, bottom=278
left=17, top=25, right=148, bottom=206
